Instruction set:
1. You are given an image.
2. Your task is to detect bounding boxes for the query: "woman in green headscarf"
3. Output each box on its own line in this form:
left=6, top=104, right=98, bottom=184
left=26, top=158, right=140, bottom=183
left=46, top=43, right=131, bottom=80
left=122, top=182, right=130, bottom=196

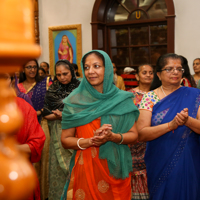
left=60, top=50, right=139, bottom=200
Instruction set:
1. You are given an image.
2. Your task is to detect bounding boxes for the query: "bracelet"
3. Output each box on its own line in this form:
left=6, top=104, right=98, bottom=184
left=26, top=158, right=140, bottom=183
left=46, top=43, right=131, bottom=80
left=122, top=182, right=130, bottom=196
left=168, top=122, right=174, bottom=133
left=118, top=133, right=123, bottom=144
left=77, top=138, right=86, bottom=150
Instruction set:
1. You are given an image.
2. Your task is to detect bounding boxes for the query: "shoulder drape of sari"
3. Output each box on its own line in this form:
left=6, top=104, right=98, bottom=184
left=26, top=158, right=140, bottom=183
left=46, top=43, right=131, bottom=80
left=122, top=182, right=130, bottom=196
left=18, top=77, right=50, bottom=111
left=42, top=79, right=80, bottom=117
left=18, top=77, right=51, bottom=122
left=61, top=118, right=131, bottom=200
left=181, top=77, right=191, bottom=87
left=145, top=87, right=200, bottom=200
left=31, top=77, right=50, bottom=111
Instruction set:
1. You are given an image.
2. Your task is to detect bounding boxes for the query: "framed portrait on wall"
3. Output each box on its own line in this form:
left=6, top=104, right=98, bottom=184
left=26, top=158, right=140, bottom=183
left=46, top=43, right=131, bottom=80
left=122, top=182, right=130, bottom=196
left=48, top=24, right=82, bottom=75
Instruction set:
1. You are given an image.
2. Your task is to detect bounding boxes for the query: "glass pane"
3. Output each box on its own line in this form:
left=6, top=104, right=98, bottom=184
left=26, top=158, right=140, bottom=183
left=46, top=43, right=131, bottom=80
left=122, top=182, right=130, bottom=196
left=114, top=4, right=129, bottom=22
left=110, top=28, right=129, bottom=47
left=131, top=47, right=149, bottom=65
left=151, top=46, right=167, bottom=64
left=148, top=0, right=167, bottom=19
left=98, top=29, right=103, bottom=49
left=130, top=26, right=149, bottom=45
left=112, top=48, right=129, bottom=65
left=123, top=0, right=137, bottom=11
left=129, top=10, right=148, bottom=20
left=107, top=2, right=129, bottom=23
left=139, top=0, right=155, bottom=9
left=151, top=25, right=167, bottom=44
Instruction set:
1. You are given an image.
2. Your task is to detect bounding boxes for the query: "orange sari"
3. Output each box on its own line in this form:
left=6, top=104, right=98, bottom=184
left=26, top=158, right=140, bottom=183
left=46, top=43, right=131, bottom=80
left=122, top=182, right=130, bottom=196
left=66, top=118, right=131, bottom=200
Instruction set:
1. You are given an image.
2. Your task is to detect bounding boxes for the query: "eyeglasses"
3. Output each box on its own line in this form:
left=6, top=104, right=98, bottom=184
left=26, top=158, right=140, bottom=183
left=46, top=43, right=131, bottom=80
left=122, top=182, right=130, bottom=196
left=161, top=67, right=184, bottom=73
left=25, top=65, right=37, bottom=70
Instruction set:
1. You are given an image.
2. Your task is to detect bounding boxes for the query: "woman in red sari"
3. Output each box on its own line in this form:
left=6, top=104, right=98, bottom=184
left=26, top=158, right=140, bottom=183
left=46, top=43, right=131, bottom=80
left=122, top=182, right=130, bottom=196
left=16, top=97, right=46, bottom=200
left=61, top=50, right=139, bottom=200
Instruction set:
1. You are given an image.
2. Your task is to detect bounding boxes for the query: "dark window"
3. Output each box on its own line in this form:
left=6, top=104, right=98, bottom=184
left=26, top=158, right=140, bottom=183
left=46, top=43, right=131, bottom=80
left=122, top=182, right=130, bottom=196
left=92, top=0, right=175, bottom=74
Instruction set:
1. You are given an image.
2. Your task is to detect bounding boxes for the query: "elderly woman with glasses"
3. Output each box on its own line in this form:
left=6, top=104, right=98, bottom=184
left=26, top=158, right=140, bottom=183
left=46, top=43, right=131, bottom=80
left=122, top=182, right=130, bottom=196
left=137, top=53, right=200, bottom=200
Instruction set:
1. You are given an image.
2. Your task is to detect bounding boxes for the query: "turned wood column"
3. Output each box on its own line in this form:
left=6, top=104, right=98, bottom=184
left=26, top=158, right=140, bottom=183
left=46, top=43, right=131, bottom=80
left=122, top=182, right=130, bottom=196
left=33, top=0, right=40, bottom=44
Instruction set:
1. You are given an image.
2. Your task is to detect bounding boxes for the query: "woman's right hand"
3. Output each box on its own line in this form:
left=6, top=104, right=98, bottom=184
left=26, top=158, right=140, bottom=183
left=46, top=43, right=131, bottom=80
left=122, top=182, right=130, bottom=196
left=91, top=124, right=113, bottom=146
left=169, top=117, right=178, bottom=131
left=93, top=124, right=112, bottom=136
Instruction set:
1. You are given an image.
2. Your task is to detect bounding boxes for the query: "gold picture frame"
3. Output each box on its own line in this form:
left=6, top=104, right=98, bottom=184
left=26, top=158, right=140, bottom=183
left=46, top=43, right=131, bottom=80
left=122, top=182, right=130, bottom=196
left=48, top=24, right=82, bottom=75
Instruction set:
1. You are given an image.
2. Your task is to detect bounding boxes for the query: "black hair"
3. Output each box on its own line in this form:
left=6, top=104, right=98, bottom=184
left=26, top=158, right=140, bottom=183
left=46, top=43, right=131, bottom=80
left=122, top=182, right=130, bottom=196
left=193, top=58, right=200, bottom=69
left=40, top=61, right=49, bottom=69
left=150, top=53, right=183, bottom=90
left=135, top=63, right=153, bottom=74
left=54, top=59, right=76, bottom=82
left=19, top=59, right=43, bottom=83
left=193, top=58, right=200, bottom=62
left=179, top=55, right=195, bottom=87
left=156, top=53, right=183, bottom=72
left=82, top=51, right=105, bottom=69
left=71, top=63, right=80, bottom=77
left=38, top=67, right=46, bottom=74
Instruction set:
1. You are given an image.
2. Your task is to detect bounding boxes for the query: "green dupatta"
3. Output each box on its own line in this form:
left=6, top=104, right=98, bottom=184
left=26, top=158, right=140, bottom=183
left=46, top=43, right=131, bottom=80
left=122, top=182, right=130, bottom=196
left=61, top=50, right=139, bottom=179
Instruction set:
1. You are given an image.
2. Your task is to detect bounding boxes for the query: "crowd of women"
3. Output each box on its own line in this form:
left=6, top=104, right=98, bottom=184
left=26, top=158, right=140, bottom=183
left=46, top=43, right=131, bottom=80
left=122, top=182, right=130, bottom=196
left=11, top=50, right=200, bottom=200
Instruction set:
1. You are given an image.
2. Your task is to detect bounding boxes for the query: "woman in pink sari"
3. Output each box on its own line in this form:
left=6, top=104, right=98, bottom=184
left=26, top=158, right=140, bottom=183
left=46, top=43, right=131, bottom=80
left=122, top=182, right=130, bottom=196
left=58, top=35, right=73, bottom=63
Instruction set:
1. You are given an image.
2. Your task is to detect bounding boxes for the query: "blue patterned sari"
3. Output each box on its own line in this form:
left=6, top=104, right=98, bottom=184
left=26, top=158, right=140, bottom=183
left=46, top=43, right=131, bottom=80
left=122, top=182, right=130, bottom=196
left=18, top=76, right=51, bottom=123
left=145, top=87, right=200, bottom=200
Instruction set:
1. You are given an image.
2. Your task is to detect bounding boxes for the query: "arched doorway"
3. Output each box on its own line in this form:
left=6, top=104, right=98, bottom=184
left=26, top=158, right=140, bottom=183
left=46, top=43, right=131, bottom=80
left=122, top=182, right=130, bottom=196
left=91, top=0, right=175, bottom=73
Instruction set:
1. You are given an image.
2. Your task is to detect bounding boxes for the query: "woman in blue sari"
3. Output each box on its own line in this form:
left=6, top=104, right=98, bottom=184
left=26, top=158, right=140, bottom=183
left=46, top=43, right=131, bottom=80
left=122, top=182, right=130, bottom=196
left=18, top=59, right=52, bottom=123
left=137, top=53, right=200, bottom=200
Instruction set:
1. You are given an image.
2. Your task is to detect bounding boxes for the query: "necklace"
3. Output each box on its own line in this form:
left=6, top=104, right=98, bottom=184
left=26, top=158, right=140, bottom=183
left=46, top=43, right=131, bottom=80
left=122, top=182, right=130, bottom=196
left=161, top=85, right=166, bottom=97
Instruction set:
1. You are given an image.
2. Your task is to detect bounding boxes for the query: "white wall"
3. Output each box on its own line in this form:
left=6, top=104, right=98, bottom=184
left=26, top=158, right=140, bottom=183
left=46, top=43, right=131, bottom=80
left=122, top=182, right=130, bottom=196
left=38, top=0, right=95, bottom=68
left=174, top=0, right=200, bottom=73
left=38, top=0, right=200, bottom=74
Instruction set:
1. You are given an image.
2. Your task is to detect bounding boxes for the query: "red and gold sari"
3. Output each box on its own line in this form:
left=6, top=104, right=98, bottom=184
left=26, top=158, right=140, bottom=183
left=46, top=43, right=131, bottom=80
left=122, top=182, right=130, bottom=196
left=65, top=119, right=131, bottom=200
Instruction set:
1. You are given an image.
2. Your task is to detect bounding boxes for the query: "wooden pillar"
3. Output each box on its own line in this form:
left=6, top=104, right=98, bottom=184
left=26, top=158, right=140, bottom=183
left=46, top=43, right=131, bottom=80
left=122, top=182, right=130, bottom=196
left=33, top=0, right=40, bottom=44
